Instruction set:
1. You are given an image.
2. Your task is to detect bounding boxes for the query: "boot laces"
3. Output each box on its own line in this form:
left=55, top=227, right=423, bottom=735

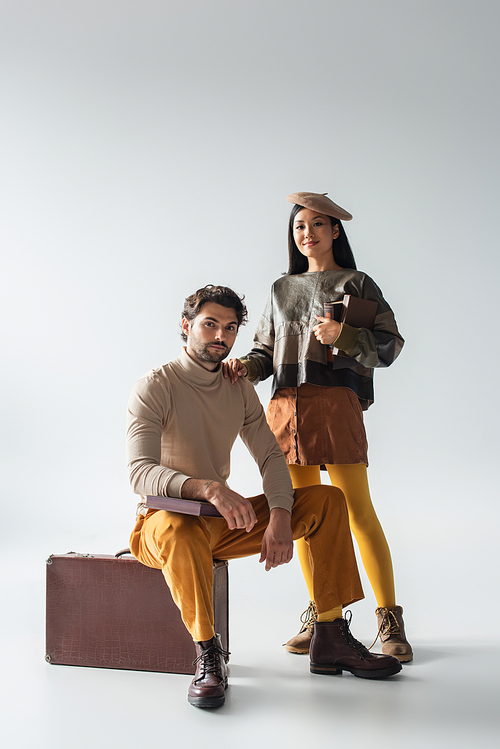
left=369, top=607, right=401, bottom=650
left=340, top=610, right=370, bottom=659
left=193, top=641, right=231, bottom=678
left=298, top=600, right=318, bottom=634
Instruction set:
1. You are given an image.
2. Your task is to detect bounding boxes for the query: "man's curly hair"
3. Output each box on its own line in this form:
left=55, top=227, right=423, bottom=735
left=181, top=285, right=248, bottom=342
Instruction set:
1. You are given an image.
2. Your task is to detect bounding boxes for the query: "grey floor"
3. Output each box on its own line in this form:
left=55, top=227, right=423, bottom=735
left=6, top=638, right=499, bottom=749
left=3, top=554, right=499, bottom=749
left=11, top=647, right=500, bottom=748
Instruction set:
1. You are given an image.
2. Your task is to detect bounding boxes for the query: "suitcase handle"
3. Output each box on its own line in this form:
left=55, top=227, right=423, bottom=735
left=115, top=548, right=133, bottom=558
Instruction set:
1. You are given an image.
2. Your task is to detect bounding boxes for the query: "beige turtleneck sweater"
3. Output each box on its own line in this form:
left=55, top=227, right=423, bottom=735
left=126, top=348, right=294, bottom=513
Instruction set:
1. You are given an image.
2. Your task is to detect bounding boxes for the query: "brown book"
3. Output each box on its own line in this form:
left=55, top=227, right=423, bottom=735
left=326, top=295, right=378, bottom=358
left=145, top=494, right=223, bottom=517
left=340, top=295, right=378, bottom=328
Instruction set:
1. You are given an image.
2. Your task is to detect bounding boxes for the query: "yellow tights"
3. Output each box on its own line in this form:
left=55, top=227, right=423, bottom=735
left=289, top=463, right=396, bottom=612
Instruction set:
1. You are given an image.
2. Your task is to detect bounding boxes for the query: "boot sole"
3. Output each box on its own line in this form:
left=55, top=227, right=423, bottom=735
left=188, top=694, right=226, bottom=708
left=284, top=646, right=310, bottom=654
left=394, top=653, right=413, bottom=663
left=310, top=661, right=402, bottom=679
left=188, top=680, right=228, bottom=708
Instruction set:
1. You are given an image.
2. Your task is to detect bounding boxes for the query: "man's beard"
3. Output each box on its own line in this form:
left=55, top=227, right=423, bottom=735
left=191, top=339, right=229, bottom=364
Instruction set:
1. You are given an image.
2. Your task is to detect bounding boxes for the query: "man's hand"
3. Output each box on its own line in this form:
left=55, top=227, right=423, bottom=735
left=221, top=358, right=248, bottom=384
left=313, top=315, right=342, bottom=345
left=260, top=507, right=293, bottom=571
left=182, top=478, right=257, bottom=532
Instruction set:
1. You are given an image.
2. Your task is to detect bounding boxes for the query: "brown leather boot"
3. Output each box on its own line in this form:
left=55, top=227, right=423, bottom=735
left=375, top=605, right=413, bottom=662
left=187, top=634, right=230, bottom=708
left=310, top=612, right=402, bottom=679
left=284, top=601, right=318, bottom=654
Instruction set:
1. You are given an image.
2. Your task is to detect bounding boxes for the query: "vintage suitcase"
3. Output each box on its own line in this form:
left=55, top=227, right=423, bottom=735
left=45, top=550, right=229, bottom=674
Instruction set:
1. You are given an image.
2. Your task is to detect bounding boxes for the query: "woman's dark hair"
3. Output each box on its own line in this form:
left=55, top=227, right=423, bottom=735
left=181, top=284, right=248, bottom=341
left=286, top=203, right=357, bottom=274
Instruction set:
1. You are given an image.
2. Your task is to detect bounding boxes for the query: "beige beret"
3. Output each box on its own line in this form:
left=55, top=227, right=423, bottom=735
left=286, top=191, right=352, bottom=221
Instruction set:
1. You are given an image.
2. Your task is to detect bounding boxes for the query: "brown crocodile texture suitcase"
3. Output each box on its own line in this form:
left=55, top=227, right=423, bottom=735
left=45, top=551, right=229, bottom=674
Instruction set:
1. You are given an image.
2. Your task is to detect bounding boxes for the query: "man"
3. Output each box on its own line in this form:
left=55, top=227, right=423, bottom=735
left=126, top=285, right=401, bottom=709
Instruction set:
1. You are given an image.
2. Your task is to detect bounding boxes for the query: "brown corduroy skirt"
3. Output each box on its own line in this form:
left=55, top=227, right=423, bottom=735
left=266, top=384, right=368, bottom=467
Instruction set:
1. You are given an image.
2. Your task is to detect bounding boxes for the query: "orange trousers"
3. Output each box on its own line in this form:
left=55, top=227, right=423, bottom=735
left=130, top=485, right=363, bottom=641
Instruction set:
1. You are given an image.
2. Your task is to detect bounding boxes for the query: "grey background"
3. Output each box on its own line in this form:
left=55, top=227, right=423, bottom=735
left=1, top=1, right=499, bottom=746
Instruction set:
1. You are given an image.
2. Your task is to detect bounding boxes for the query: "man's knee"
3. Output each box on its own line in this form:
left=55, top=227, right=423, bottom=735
left=147, top=511, right=211, bottom=559
left=294, top=484, right=349, bottom=520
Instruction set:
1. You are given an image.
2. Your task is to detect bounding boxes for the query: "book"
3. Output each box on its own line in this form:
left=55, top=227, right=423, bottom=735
left=323, top=300, right=344, bottom=323
left=323, top=295, right=378, bottom=359
left=145, top=495, right=223, bottom=517
left=340, top=295, right=378, bottom=328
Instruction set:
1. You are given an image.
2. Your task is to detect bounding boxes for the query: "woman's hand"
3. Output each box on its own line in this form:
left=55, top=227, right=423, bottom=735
left=222, top=358, right=248, bottom=384
left=313, top=315, right=342, bottom=345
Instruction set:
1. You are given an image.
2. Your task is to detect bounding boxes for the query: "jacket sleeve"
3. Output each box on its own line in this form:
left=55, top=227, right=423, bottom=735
left=126, top=374, right=190, bottom=498
left=240, top=290, right=275, bottom=384
left=333, top=275, right=404, bottom=369
left=238, top=381, right=294, bottom=513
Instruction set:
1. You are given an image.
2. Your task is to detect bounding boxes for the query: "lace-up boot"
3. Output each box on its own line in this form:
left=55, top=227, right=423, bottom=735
left=375, top=605, right=413, bottom=662
left=187, top=634, right=230, bottom=708
left=310, top=612, right=402, bottom=679
left=284, top=601, right=318, bottom=654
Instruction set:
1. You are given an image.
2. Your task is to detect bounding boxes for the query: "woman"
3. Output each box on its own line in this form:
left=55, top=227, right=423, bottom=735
left=224, top=191, right=412, bottom=662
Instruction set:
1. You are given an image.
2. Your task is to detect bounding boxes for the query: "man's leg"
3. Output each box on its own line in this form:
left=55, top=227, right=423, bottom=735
left=212, top=486, right=401, bottom=680
left=130, top=509, right=230, bottom=709
left=130, top=488, right=360, bottom=638
left=131, top=489, right=400, bottom=686
left=212, top=485, right=362, bottom=612
left=289, top=485, right=363, bottom=612
left=326, top=464, right=395, bottom=608
left=130, top=509, right=223, bottom=641
left=293, top=486, right=401, bottom=679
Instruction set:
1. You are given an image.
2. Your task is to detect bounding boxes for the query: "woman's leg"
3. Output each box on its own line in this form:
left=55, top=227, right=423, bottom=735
left=288, top=464, right=322, bottom=601
left=285, top=465, right=343, bottom=653
left=287, top=463, right=411, bottom=660
left=326, top=463, right=395, bottom=609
